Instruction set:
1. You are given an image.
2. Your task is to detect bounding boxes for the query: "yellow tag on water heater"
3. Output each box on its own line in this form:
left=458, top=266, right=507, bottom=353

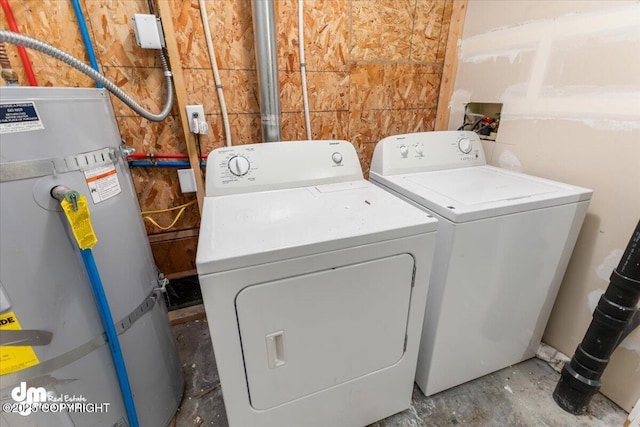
left=0, top=311, right=40, bottom=375
left=61, top=195, right=98, bottom=249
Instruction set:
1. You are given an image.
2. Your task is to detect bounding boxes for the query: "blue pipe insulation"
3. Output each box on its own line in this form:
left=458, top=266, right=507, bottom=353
left=70, top=0, right=102, bottom=88
left=79, top=249, right=139, bottom=427
left=129, top=161, right=207, bottom=168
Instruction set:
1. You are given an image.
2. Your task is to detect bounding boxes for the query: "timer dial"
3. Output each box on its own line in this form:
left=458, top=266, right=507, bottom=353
left=228, top=155, right=250, bottom=176
left=458, top=138, right=473, bottom=154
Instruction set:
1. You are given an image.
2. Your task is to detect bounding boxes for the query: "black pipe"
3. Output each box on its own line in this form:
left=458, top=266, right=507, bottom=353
left=553, top=219, right=640, bottom=415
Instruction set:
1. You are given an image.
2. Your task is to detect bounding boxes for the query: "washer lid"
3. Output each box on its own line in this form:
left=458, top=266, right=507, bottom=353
left=195, top=180, right=437, bottom=274
left=372, top=166, right=592, bottom=223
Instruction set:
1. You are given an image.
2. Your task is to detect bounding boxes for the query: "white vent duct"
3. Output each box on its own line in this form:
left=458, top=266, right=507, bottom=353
left=251, top=0, right=282, bottom=142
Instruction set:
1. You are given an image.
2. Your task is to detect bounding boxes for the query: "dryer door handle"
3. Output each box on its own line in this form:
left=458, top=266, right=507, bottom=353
left=265, top=331, right=286, bottom=369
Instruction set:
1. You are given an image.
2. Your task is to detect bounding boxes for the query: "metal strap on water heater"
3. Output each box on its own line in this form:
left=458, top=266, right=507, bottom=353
left=0, top=146, right=120, bottom=182
left=0, top=287, right=162, bottom=387
left=115, top=290, right=160, bottom=335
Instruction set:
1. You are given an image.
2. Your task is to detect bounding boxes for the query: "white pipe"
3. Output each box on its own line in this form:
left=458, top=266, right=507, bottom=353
left=199, top=0, right=232, bottom=147
left=298, top=0, right=312, bottom=140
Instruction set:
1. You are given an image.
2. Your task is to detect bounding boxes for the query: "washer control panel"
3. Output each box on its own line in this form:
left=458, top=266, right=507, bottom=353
left=207, top=140, right=363, bottom=196
left=370, top=131, right=486, bottom=176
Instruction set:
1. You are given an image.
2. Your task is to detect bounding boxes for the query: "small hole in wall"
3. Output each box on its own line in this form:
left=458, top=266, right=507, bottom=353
left=459, top=102, right=502, bottom=141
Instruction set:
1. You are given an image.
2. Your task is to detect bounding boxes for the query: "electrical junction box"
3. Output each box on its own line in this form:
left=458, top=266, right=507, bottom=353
left=178, top=169, right=197, bottom=194
left=132, top=14, right=165, bottom=49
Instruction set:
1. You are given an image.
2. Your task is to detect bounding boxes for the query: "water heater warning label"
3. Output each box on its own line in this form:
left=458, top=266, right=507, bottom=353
left=0, top=311, right=41, bottom=375
left=0, top=102, right=45, bottom=134
left=84, top=165, right=122, bottom=204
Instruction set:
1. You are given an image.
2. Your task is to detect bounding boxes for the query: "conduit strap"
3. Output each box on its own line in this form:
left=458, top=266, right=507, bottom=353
left=0, top=146, right=118, bottom=182
left=0, top=288, right=162, bottom=387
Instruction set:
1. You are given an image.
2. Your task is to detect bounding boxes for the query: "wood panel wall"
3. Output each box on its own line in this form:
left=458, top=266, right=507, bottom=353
left=1, top=0, right=454, bottom=276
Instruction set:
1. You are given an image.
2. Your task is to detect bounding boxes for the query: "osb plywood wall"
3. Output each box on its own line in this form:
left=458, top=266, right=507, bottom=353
left=1, top=0, right=453, bottom=276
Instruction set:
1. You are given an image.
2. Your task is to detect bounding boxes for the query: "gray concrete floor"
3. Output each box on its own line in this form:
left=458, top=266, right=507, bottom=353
left=171, top=319, right=628, bottom=427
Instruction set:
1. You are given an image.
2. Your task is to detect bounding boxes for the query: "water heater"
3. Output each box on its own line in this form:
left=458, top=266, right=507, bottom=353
left=0, top=87, right=182, bottom=426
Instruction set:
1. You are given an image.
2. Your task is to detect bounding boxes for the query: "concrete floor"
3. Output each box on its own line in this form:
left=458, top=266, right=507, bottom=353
left=170, top=319, right=628, bottom=427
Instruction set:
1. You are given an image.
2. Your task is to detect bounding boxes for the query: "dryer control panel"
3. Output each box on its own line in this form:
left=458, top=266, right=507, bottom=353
left=206, top=140, right=363, bottom=196
left=370, top=131, right=486, bottom=176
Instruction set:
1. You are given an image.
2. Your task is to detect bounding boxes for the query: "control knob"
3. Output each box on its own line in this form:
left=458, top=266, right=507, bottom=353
left=458, top=138, right=473, bottom=154
left=414, top=144, right=424, bottom=156
left=228, top=155, right=250, bottom=176
left=400, top=145, right=409, bottom=157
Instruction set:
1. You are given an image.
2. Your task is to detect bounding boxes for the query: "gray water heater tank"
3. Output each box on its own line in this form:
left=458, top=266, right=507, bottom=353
left=0, top=87, right=183, bottom=426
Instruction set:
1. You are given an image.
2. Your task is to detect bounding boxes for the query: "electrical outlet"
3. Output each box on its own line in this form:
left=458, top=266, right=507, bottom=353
left=186, top=105, right=207, bottom=134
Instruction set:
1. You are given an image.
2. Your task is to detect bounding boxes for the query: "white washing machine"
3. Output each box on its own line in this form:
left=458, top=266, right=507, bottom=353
left=196, top=140, right=438, bottom=426
left=370, top=131, right=592, bottom=396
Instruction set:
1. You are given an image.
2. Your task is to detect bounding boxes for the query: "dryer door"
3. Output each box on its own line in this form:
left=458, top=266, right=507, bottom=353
left=235, top=253, right=415, bottom=410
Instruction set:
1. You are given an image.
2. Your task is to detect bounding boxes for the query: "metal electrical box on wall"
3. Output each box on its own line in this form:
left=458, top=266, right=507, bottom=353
left=132, top=13, right=165, bottom=49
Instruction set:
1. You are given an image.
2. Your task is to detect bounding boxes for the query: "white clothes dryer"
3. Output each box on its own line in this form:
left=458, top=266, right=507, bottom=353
left=196, top=140, right=438, bottom=426
left=370, top=131, right=592, bottom=396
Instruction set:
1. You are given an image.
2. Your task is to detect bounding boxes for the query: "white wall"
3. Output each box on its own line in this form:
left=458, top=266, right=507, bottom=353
left=448, top=0, right=640, bottom=411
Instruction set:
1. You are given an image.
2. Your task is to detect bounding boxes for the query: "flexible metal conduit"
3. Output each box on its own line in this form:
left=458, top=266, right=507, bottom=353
left=0, top=30, right=174, bottom=122
left=70, top=0, right=102, bottom=88
left=251, top=0, right=282, bottom=142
